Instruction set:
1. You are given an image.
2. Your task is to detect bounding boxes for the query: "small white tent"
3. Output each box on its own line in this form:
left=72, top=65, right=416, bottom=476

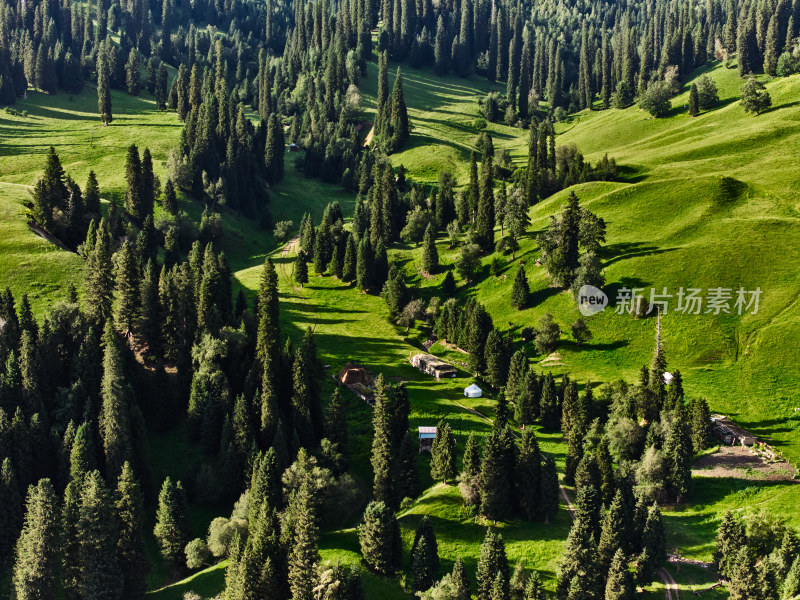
left=464, top=383, right=482, bottom=398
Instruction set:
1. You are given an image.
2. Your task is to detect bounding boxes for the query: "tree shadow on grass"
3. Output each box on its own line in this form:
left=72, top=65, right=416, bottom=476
left=599, top=241, right=678, bottom=268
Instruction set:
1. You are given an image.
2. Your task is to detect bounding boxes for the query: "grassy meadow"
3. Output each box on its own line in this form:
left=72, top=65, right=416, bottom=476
left=3, top=53, right=800, bottom=600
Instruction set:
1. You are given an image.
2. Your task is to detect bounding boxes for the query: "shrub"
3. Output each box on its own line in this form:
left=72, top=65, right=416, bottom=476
left=185, top=538, right=211, bottom=570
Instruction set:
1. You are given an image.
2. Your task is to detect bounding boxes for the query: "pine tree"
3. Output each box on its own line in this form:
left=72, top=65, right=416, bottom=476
left=114, top=240, right=140, bottom=335
left=663, top=405, right=692, bottom=502
left=78, top=470, right=123, bottom=599
left=480, top=429, right=512, bottom=521
left=116, top=462, right=147, bottom=600
left=70, top=421, right=96, bottom=483
left=712, top=510, right=746, bottom=578
left=0, top=458, right=22, bottom=563
left=539, top=454, right=560, bottom=522
left=125, top=49, right=140, bottom=95
left=764, top=14, right=779, bottom=75
left=452, top=557, right=471, bottom=600
left=411, top=516, right=440, bottom=592
left=85, top=171, right=101, bottom=214
left=784, top=557, right=800, bottom=600
left=153, top=477, right=191, bottom=570
left=430, top=420, right=457, bottom=484
left=342, top=234, right=357, bottom=282
left=517, top=428, right=542, bottom=520
left=728, top=547, right=760, bottom=600
left=484, top=330, right=510, bottom=389
left=689, top=83, right=699, bottom=116
left=598, top=490, right=628, bottom=571
left=637, top=504, right=666, bottom=585
left=295, top=250, right=309, bottom=286
left=605, top=548, right=634, bottom=600
left=124, top=144, right=143, bottom=220
left=83, top=219, right=115, bottom=323
left=511, top=265, right=530, bottom=310
left=421, top=223, right=439, bottom=273
left=97, top=51, right=113, bottom=124
left=356, top=237, right=374, bottom=291
left=100, top=324, right=134, bottom=480
left=386, top=67, right=410, bottom=152
left=12, top=479, right=60, bottom=600
left=359, top=500, right=399, bottom=575
left=371, top=376, right=396, bottom=507
left=462, top=431, right=481, bottom=481
left=475, top=155, right=495, bottom=251
left=476, top=529, right=509, bottom=600
left=288, top=481, right=319, bottom=600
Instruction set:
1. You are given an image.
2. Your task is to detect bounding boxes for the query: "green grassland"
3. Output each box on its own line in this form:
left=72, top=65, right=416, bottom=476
left=4, top=56, right=800, bottom=599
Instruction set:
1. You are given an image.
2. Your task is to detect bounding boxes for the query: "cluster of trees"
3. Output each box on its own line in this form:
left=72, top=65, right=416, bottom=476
left=28, top=147, right=101, bottom=248
left=713, top=510, right=800, bottom=599
left=538, top=191, right=606, bottom=290
left=370, top=0, right=796, bottom=120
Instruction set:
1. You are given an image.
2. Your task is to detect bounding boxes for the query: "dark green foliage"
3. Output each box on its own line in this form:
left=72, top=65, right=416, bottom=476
left=477, top=529, right=509, bottom=600
left=637, top=504, right=666, bottom=585
left=689, top=83, right=699, bottom=116
left=116, top=462, right=147, bottom=600
left=288, top=481, right=319, bottom=600
left=430, top=420, right=457, bottom=483
left=540, top=455, right=560, bottom=522
left=295, top=250, right=309, bottom=286
left=97, top=52, right=112, bottom=124
left=153, top=477, right=191, bottom=570
left=484, top=330, right=510, bottom=388
left=741, top=77, right=772, bottom=115
left=605, top=549, right=635, bottom=600
left=517, top=429, right=542, bottom=520
left=557, top=517, right=601, bottom=600
left=359, top=500, right=400, bottom=575
left=77, top=470, right=123, bottom=600
left=511, top=265, right=530, bottom=310
left=0, top=458, right=22, bottom=564
left=13, top=479, right=60, bottom=600
left=713, top=510, right=746, bottom=578
left=479, top=428, right=512, bottom=521
left=411, top=516, right=440, bottom=592
left=421, top=223, right=439, bottom=273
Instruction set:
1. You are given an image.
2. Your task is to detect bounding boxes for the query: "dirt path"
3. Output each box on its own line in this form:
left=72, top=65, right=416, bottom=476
left=659, top=567, right=680, bottom=600
left=277, top=235, right=319, bottom=332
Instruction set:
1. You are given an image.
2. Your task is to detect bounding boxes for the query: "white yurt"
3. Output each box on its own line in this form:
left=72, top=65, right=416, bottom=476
left=464, top=383, right=482, bottom=398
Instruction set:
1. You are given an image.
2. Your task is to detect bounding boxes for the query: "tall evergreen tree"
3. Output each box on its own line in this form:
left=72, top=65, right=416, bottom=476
left=430, top=420, right=457, bottom=484
left=288, top=481, right=319, bottom=600
left=97, top=51, right=113, bottom=124
left=116, top=462, right=147, bottom=600
left=421, top=223, right=439, bottom=273
left=78, top=470, right=123, bottom=600
left=476, top=529, right=509, bottom=600
left=153, top=477, right=191, bottom=570
left=511, top=265, right=530, bottom=310
left=100, top=324, right=134, bottom=480
left=12, top=479, right=60, bottom=600
left=359, top=500, right=400, bottom=575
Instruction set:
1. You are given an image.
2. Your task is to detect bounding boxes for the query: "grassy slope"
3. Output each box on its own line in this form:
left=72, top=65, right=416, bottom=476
left=4, top=58, right=800, bottom=599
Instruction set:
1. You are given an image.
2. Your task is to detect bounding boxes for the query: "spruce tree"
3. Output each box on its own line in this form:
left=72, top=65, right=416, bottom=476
left=712, top=510, right=746, bottom=578
left=0, top=458, right=22, bottom=565
left=12, top=479, right=60, bottom=600
left=511, top=265, right=530, bottom=310
left=430, top=420, right=457, bottom=484
left=97, top=51, right=113, bottom=124
left=359, top=500, right=399, bottom=575
left=78, top=470, right=123, bottom=600
left=116, top=462, right=147, bottom=600
left=295, top=250, right=309, bottom=286
left=356, top=237, right=374, bottom=291
left=637, top=504, right=666, bottom=585
left=421, top=223, right=439, bottom=273
left=411, top=517, right=440, bottom=592
left=689, top=83, right=699, bottom=116
left=516, top=428, right=542, bottom=520
left=462, top=431, right=481, bottom=481
left=100, top=324, right=134, bottom=480
left=784, top=557, right=800, bottom=600
left=484, top=330, right=510, bottom=389
left=125, top=49, right=140, bottom=95
left=480, top=429, right=512, bottom=521
left=476, top=529, right=510, bottom=600
left=605, top=548, right=634, bottom=600
left=539, top=454, right=560, bottom=522
left=85, top=171, right=101, bottom=214
left=342, top=234, right=357, bottom=282
left=114, top=240, right=140, bottom=335
left=371, top=376, right=396, bottom=507
left=288, top=481, right=319, bottom=600
left=452, top=557, right=471, bottom=600
left=153, top=477, right=191, bottom=570
left=475, top=156, right=495, bottom=251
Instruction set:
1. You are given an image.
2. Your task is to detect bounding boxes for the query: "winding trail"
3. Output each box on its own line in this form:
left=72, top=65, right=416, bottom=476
left=659, top=567, right=680, bottom=600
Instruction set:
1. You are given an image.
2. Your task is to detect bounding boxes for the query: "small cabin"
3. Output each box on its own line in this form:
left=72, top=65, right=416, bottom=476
left=418, top=426, right=437, bottom=453
left=464, top=383, right=482, bottom=398
left=410, top=353, right=457, bottom=380
left=711, top=415, right=758, bottom=446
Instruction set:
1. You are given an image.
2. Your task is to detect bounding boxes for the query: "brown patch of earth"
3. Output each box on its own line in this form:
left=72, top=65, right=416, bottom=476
left=692, top=445, right=798, bottom=482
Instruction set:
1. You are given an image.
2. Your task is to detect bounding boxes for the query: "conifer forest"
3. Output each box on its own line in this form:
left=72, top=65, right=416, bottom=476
left=2, top=0, right=800, bottom=594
